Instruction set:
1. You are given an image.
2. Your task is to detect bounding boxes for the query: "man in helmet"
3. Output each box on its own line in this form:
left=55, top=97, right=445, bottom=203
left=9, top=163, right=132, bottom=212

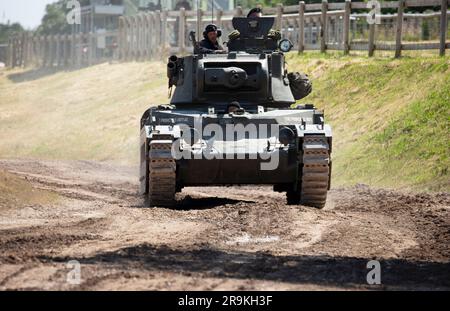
left=199, top=24, right=226, bottom=54
left=228, top=8, right=281, bottom=42
left=228, top=8, right=312, bottom=100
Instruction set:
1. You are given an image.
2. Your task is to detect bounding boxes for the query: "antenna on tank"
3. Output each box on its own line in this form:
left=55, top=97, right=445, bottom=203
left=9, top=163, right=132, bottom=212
left=211, top=0, right=214, bottom=24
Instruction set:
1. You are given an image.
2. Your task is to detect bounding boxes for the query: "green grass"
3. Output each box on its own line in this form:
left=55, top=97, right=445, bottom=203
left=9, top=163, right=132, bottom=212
left=286, top=52, right=450, bottom=191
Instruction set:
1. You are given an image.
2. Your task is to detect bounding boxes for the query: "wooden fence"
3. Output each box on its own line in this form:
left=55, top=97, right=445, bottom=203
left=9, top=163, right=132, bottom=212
left=0, top=44, right=7, bottom=65
left=5, top=31, right=119, bottom=68
left=5, top=0, right=450, bottom=68
left=119, top=0, right=449, bottom=60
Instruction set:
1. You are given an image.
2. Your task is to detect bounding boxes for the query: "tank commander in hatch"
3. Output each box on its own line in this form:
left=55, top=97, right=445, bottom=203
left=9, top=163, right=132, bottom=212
left=227, top=7, right=312, bottom=100
left=228, top=8, right=282, bottom=42
left=199, top=24, right=226, bottom=54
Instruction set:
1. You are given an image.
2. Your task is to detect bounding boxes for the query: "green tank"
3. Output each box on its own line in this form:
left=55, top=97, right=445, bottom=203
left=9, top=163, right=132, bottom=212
left=140, top=17, right=332, bottom=208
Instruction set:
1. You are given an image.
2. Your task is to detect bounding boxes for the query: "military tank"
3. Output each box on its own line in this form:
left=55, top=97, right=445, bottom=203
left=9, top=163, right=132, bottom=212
left=140, top=17, right=332, bottom=208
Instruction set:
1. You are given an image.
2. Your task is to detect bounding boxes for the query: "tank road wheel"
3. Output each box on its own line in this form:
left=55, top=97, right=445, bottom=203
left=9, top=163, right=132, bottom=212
left=148, top=140, right=177, bottom=207
left=287, top=135, right=330, bottom=209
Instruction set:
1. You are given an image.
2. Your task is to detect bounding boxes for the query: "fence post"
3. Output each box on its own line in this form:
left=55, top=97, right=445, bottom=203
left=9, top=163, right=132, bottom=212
left=197, top=8, right=203, bottom=43
left=118, top=16, right=124, bottom=61
left=31, top=35, right=37, bottom=66
left=64, top=34, right=69, bottom=67
left=56, top=35, right=61, bottom=67
left=145, top=13, right=151, bottom=60
left=27, top=35, right=31, bottom=66
left=76, top=34, right=82, bottom=68
left=235, top=6, right=243, bottom=17
left=368, top=23, right=376, bottom=57
left=42, top=35, right=48, bottom=67
left=128, top=17, right=133, bottom=61
left=19, top=33, right=25, bottom=67
left=53, top=35, right=59, bottom=67
left=34, top=36, right=39, bottom=67
left=320, top=0, right=328, bottom=53
left=20, top=35, right=24, bottom=66
left=60, top=34, right=64, bottom=67
left=22, top=33, right=29, bottom=67
left=70, top=32, right=75, bottom=67
left=27, top=33, right=33, bottom=67
left=179, top=8, right=186, bottom=55
left=87, top=33, right=92, bottom=66
left=41, top=36, right=45, bottom=67
left=51, top=35, right=57, bottom=67
left=439, top=0, right=448, bottom=56
left=368, top=0, right=377, bottom=58
left=395, top=0, right=405, bottom=58
left=136, top=15, right=141, bottom=61
left=15, top=37, right=20, bottom=67
left=155, top=10, right=162, bottom=56
left=298, top=1, right=305, bottom=53
left=23, top=34, right=31, bottom=67
left=343, top=0, right=351, bottom=54
left=216, top=9, right=223, bottom=29
left=142, top=13, right=148, bottom=60
left=276, top=3, right=284, bottom=31
left=11, top=37, right=15, bottom=67
left=47, top=35, right=52, bottom=67
left=16, top=37, right=21, bottom=67
left=38, top=36, right=43, bottom=67
left=124, top=17, right=130, bottom=61
left=9, top=37, right=13, bottom=68
left=138, top=14, right=143, bottom=60
left=147, top=12, right=153, bottom=59
left=149, top=13, right=155, bottom=59
left=161, top=11, right=168, bottom=51
left=131, top=16, right=137, bottom=61
left=6, top=37, right=12, bottom=67
left=12, top=37, right=17, bottom=68
left=139, top=14, right=146, bottom=60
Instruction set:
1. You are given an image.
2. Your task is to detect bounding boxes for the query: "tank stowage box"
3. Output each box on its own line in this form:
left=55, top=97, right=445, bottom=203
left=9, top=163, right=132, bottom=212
left=140, top=17, right=332, bottom=208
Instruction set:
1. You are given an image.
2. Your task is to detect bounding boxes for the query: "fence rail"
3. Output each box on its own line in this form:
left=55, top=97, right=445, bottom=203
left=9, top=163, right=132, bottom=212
left=5, top=0, right=450, bottom=69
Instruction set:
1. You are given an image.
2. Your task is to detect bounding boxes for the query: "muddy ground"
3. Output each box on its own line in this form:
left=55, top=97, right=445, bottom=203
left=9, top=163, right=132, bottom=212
left=0, top=159, right=448, bottom=290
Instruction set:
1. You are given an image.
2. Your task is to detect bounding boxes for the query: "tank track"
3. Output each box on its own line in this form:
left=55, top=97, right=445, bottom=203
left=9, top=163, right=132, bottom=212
left=148, top=140, right=177, bottom=207
left=287, top=135, right=330, bottom=209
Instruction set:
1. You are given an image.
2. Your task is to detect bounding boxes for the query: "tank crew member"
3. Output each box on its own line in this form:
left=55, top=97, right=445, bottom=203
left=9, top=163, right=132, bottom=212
left=199, top=24, right=226, bottom=54
left=228, top=8, right=311, bottom=100
left=228, top=8, right=281, bottom=42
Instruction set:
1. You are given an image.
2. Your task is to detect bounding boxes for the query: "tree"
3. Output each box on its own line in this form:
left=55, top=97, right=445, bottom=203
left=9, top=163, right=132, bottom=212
left=36, top=0, right=90, bottom=35
left=0, top=23, right=24, bottom=43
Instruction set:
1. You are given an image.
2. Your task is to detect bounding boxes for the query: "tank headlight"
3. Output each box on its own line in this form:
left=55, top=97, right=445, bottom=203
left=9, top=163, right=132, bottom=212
left=279, top=39, right=293, bottom=53
left=279, top=127, right=295, bottom=145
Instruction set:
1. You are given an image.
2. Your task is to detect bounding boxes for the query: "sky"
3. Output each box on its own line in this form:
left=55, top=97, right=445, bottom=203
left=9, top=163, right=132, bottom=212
left=0, top=0, right=56, bottom=30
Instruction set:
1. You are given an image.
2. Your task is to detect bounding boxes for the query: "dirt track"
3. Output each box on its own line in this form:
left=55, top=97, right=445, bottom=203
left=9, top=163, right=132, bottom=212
left=0, top=159, right=449, bottom=290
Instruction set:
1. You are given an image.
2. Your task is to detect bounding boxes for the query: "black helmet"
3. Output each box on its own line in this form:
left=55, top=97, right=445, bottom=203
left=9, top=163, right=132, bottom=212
left=247, top=7, right=262, bottom=18
left=203, top=24, right=222, bottom=39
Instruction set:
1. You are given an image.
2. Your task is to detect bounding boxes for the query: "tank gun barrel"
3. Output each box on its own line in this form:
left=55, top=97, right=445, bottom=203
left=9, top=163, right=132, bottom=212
left=167, top=61, right=177, bottom=79
left=167, top=55, right=180, bottom=87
